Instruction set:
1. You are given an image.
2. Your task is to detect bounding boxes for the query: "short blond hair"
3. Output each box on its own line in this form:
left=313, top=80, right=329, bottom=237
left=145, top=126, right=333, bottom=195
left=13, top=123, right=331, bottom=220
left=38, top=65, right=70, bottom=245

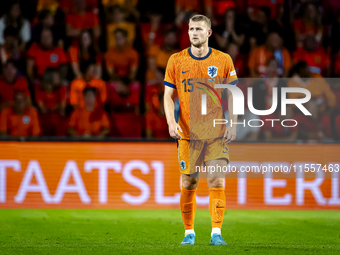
left=189, top=15, right=211, bottom=29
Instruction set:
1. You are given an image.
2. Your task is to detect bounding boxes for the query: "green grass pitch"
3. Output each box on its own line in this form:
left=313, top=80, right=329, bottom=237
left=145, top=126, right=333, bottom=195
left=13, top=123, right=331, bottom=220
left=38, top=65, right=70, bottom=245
left=0, top=209, right=339, bottom=254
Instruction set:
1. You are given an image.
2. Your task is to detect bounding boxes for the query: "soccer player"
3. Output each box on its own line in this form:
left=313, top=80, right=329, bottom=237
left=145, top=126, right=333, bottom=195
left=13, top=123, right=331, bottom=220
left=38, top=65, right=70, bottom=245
left=164, top=15, right=238, bottom=245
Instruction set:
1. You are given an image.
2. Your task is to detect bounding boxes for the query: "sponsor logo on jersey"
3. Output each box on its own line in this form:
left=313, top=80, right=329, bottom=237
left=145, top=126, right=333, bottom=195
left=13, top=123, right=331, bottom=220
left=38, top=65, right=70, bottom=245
left=229, top=70, right=236, bottom=76
left=208, top=66, right=218, bottom=78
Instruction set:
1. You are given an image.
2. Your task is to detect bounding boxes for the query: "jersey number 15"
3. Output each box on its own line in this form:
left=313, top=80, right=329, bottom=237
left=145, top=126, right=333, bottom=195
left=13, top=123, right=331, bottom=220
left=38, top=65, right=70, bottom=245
left=182, top=79, right=194, bottom=92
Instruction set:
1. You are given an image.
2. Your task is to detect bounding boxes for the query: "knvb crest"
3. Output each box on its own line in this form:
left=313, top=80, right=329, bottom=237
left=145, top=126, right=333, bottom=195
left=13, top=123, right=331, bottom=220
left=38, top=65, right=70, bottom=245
left=208, top=66, right=218, bottom=78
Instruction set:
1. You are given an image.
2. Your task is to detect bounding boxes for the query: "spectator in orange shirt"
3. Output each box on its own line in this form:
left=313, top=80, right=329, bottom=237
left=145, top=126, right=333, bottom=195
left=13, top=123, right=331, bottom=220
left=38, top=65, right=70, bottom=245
left=36, top=68, right=67, bottom=136
left=65, top=0, right=101, bottom=43
left=27, top=28, right=68, bottom=83
left=293, top=35, right=331, bottom=77
left=105, top=5, right=136, bottom=50
left=288, top=61, right=335, bottom=114
left=105, top=28, right=139, bottom=82
left=146, top=28, right=178, bottom=83
left=0, top=60, right=31, bottom=110
left=68, top=29, right=102, bottom=79
left=249, top=32, right=291, bottom=78
left=68, top=87, right=110, bottom=139
left=69, top=61, right=107, bottom=108
left=0, top=92, right=41, bottom=137
left=294, top=3, right=323, bottom=47
left=0, top=27, right=20, bottom=67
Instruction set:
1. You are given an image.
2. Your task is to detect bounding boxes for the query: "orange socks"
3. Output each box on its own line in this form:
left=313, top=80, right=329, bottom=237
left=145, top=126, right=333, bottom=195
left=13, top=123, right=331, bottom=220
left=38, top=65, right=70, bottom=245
left=209, top=187, right=226, bottom=229
left=180, top=187, right=197, bottom=230
left=181, top=186, right=225, bottom=231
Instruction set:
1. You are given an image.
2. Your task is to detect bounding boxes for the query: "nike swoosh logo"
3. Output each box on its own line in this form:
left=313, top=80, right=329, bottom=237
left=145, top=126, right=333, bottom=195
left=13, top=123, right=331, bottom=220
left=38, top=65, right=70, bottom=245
left=182, top=70, right=190, bottom=74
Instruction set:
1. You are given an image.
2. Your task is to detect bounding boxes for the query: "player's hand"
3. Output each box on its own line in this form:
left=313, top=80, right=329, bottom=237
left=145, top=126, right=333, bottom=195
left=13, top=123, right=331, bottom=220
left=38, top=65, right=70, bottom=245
left=224, top=125, right=236, bottom=144
left=169, top=121, right=183, bottom=140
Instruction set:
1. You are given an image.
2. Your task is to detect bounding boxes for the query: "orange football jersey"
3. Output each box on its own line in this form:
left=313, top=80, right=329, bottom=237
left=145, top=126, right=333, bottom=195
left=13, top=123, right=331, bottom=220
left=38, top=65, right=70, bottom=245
left=164, top=47, right=238, bottom=140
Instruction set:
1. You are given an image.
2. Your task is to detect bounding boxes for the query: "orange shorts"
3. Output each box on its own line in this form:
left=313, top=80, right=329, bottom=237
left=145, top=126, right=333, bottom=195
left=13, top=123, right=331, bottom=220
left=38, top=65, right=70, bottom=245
left=177, top=137, right=230, bottom=175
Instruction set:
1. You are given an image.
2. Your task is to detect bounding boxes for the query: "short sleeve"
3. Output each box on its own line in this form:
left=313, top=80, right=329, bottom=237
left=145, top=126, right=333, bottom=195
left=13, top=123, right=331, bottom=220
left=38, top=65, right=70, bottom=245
left=225, top=54, right=238, bottom=85
left=164, top=54, right=177, bottom=89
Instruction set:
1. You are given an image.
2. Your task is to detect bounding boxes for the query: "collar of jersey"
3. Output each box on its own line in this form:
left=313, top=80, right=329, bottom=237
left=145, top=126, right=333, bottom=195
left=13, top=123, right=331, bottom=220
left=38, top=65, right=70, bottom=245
left=188, top=47, right=211, bottom=60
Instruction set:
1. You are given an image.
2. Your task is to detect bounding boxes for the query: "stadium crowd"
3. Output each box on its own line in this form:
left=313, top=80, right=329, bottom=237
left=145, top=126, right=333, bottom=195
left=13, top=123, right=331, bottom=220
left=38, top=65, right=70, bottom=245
left=0, top=0, right=339, bottom=142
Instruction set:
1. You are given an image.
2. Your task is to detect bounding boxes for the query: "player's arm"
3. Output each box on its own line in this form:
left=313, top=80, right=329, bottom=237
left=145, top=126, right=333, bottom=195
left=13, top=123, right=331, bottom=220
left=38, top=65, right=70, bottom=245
left=164, top=86, right=182, bottom=140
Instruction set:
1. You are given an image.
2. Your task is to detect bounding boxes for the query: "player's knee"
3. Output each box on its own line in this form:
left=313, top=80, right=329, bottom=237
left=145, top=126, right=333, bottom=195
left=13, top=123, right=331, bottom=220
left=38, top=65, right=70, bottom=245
left=207, top=178, right=223, bottom=188
left=182, top=176, right=199, bottom=189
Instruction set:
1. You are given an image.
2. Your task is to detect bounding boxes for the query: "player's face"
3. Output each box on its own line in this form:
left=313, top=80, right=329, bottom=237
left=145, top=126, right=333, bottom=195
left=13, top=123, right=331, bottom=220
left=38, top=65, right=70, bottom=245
left=188, top=21, right=211, bottom=47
